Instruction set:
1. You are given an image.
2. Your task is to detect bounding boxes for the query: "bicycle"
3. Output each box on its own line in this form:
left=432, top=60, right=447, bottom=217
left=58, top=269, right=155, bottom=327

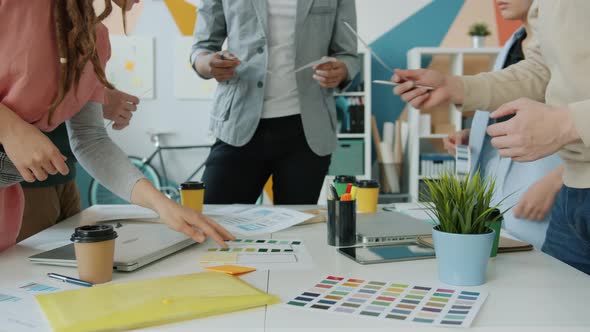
left=88, top=131, right=212, bottom=205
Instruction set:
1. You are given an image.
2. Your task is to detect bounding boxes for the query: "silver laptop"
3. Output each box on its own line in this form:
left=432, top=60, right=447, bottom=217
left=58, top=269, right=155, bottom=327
left=28, top=219, right=195, bottom=271
left=356, top=211, right=434, bottom=244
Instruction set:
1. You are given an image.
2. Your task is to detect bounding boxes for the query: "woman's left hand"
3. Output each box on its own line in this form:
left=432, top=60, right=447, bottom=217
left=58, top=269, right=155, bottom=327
left=131, top=179, right=235, bottom=247
left=313, top=57, right=348, bottom=88
left=157, top=201, right=236, bottom=247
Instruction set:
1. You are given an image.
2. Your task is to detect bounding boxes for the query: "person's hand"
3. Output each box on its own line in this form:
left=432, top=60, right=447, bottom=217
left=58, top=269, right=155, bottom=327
left=157, top=200, right=235, bottom=247
left=443, top=129, right=470, bottom=155
left=130, top=179, right=235, bottom=247
left=0, top=118, right=68, bottom=182
left=103, top=88, right=139, bottom=130
left=513, top=167, right=563, bottom=221
left=201, top=51, right=241, bottom=83
left=487, top=98, right=579, bottom=162
left=391, top=69, right=464, bottom=109
left=313, top=57, right=349, bottom=88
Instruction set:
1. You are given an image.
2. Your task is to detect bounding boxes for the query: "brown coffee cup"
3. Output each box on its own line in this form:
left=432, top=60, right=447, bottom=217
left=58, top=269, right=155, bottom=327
left=71, top=225, right=118, bottom=284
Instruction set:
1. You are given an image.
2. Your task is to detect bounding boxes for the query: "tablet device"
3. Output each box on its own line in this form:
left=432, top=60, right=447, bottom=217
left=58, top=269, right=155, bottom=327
left=338, top=242, right=435, bottom=265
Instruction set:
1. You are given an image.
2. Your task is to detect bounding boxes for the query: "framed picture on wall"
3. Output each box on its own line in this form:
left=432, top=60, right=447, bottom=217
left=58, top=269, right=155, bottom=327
left=173, top=37, right=217, bottom=100
left=106, top=36, right=155, bottom=99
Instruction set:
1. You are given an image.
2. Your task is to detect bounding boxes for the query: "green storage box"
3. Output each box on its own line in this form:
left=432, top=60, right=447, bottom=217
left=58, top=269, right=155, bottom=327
left=329, top=139, right=364, bottom=176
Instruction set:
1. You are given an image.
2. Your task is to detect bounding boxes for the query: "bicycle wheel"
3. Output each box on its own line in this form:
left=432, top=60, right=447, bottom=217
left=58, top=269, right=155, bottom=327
left=88, top=156, right=162, bottom=205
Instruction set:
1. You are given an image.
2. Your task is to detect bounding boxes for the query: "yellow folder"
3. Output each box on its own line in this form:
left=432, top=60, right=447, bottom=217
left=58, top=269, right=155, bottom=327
left=35, top=272, right=280, bottom=332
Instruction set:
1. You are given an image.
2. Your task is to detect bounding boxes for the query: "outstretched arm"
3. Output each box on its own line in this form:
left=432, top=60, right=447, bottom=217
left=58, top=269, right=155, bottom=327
left=67, top=102, right=234, bottom=246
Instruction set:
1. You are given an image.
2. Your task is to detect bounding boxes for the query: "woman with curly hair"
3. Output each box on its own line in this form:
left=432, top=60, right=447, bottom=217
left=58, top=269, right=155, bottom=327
left=0, top=0, right=234, bottom=252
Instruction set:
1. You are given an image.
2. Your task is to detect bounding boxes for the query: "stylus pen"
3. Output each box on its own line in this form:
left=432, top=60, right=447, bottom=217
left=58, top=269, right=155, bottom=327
left=47, top=273, right=93, bottom=287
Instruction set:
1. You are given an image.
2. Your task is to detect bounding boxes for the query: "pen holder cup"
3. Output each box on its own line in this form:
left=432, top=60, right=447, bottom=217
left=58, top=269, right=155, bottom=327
left=327, top=200, right=356, bottom=247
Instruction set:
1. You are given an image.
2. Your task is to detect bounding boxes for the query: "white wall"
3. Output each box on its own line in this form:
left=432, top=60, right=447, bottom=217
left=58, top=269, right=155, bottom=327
left=108, top=0, right=431, bottom=183
left=356, top=0, right=430, bottom=44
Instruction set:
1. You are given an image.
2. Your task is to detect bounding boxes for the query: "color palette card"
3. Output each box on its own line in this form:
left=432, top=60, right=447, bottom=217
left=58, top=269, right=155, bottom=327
left=286, top=276, right=488, bottom=328
left=202, top=239, right=313, bottom=271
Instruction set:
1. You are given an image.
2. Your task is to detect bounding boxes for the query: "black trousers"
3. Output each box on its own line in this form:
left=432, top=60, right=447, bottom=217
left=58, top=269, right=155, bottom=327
left=202, top=115, right=331, bottom=204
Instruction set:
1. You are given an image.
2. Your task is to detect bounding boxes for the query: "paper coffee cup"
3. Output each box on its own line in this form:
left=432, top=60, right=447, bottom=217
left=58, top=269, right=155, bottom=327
left=180, top=181, right=206, bottom=213
left=71, top=225, right=117, bottom=284
left=356, top=180, right=380, bottom=213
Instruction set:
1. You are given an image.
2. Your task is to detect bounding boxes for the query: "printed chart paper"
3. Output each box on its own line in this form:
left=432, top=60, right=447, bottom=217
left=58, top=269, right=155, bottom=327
left=385, top=203, right=436, bottom=223
left=0, top=281, right=76, bottom=332
left=291, top=57, right=336, bottom=74
left=201, top=239, right=313, bottom=271
left=287, top=276, right=488, bottom=328
left=208, top=206, right=313, bottom=236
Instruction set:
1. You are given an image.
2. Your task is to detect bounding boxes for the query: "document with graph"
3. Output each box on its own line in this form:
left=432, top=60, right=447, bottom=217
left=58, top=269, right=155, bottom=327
left=208, top=205, right=313, bottom=236
left=0, top=280, right=77, bottom=332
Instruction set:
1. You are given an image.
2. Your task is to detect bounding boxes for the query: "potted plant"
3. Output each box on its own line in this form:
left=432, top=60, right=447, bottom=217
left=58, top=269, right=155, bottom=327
left=469, top=22, right=491, bottom=48
left=422, top=171, right=506, bottom=286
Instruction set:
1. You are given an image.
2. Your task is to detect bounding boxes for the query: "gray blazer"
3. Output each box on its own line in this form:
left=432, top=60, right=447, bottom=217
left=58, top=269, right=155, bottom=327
left=192, top=0, right=359, bottom=156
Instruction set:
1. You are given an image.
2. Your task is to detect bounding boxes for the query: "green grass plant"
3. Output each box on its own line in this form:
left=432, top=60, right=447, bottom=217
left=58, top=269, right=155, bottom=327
left=421, top=170, right=507, bottom=234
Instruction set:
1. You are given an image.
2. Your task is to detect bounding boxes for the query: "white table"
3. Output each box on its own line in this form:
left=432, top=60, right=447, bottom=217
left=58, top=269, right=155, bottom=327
left=1, top=205, right=589, bottom=332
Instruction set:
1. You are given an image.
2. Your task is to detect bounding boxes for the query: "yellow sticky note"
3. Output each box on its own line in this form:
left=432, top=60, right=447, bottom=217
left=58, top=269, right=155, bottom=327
left=35, top=272, right=280, bottom=332
left=204, top=265, right=256, bottom=276
left=199, top=252, right=237, bottom=263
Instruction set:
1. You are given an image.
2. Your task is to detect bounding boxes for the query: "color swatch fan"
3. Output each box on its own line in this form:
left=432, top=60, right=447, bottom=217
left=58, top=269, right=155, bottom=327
left=35, top=272, right=279, bottom=332
left=200, top=239, right=313, bottom=271
left=287, top=276, right=488, bottom=328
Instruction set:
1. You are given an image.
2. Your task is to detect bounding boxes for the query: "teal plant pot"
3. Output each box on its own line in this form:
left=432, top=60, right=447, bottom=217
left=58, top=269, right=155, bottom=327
left=432, top=226, right=495, bottom=286
left=487, top=219, right=502, bottom=257
left=486, top=209, right=503, bottom=258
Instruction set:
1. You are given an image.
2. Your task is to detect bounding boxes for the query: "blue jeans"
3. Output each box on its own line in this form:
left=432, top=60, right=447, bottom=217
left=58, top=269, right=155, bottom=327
left=542, top=186, right=590, bottom=274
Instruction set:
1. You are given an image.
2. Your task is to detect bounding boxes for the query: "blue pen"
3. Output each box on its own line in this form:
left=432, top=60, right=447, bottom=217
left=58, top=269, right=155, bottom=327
left=47, top=273, right=93, bottom=287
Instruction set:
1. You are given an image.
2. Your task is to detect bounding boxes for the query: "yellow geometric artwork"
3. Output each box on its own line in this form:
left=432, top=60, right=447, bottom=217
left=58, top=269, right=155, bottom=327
left=132, top=77, right=142, bottom=88
left=164, top=0, right=198, bottom=36
left=106, top=36, right=154, bottom=99
left=124, top=60, right=135, bottom=72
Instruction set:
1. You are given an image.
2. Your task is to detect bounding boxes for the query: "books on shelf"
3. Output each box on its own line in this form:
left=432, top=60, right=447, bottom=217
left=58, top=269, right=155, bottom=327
left=336, top=96, right=364, bottom=134
left=420, top=153, right=454, bottom=179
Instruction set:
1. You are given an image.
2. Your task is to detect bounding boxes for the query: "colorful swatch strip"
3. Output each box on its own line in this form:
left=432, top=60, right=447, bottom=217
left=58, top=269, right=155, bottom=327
left=207, top=247, right=295, bottom=253
left=19, top=282, right=60, bottom=293
left=227, top=239, right=302, bottom=245
left=0, top=293, right=22, bottom=302
left=287, top=276, right=488, bottom=328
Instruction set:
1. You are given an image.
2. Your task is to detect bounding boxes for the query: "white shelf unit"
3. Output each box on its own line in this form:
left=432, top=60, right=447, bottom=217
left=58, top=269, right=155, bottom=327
left=328, top=52, right=372, bottom=180
left=406, top=47, right=501, bottom=202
